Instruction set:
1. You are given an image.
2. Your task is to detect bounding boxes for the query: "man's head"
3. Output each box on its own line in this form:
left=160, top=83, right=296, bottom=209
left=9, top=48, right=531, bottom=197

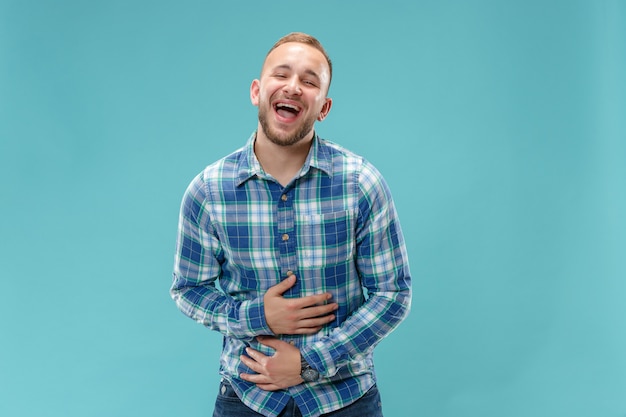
left=251, top=33, right=333, bottom=147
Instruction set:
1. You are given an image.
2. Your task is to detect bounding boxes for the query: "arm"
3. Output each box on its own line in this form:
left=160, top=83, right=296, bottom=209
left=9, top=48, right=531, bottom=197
left=170, top=174, right=272, bottom=339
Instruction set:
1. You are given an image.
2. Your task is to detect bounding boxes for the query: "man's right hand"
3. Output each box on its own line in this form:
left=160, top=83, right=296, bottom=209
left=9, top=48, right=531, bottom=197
left=264, top=274, right=338, bottom=335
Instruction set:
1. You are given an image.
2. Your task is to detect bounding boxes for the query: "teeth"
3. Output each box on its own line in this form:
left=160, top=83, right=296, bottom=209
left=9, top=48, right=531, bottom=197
left=276, top=103, right=300, bottom=111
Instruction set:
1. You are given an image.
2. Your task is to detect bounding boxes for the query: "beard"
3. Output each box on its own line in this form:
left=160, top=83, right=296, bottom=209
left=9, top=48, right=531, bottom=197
left=257, top=104, right=317, bottom=147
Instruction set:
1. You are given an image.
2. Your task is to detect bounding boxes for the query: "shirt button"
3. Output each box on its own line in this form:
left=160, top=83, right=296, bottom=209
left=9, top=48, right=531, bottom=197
left=281, top=194, right=288, bottom=201
left=282, top=233, right=289, bottom=241
left=286, top=270, right=294, bottom=276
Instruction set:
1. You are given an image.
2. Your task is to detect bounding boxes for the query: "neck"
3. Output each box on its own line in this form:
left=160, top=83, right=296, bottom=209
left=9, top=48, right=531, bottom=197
left=254, top=130, right=314, bottom=187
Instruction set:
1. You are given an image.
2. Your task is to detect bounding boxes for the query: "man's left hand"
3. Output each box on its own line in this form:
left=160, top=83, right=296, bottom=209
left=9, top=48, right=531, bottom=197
left=240, top=336, right=304, bottom=391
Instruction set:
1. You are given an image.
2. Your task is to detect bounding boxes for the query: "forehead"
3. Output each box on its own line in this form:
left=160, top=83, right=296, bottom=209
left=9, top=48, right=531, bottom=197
left=262, top=42, right=330, bottom=79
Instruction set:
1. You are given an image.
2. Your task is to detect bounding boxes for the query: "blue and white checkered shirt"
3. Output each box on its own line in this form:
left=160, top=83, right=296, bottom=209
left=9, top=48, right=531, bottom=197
left=171, top=133, right=411, bottom=417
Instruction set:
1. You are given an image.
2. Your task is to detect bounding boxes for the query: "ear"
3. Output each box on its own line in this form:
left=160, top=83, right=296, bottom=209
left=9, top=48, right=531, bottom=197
left=250, top=79, right=260, bottom=106
left=317, top=97, right=333, bottom=121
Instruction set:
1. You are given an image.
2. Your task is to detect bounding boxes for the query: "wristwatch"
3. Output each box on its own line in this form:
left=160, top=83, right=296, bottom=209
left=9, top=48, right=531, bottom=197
left=300, top=357, right=320, bottom=382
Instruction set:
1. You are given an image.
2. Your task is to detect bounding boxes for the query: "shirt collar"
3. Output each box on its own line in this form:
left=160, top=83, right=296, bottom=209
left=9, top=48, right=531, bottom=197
left=236, top=132, right=333, bottom=186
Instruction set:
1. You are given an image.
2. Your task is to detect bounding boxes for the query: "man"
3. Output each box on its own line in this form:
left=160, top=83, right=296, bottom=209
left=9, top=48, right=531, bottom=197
left=171, top=32, right=411, bottom=417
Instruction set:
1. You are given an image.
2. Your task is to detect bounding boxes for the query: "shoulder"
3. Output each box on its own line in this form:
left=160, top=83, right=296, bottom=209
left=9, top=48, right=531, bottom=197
left=200, top=144, right=247, bottom=183
left=182, top=145, right=247, bottom=203
left=318, top=137, right=364, bottom=169
left=318, top=137, right=388, bottom=193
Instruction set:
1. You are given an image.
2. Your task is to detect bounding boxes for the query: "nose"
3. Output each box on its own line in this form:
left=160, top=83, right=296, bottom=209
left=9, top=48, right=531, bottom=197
left=283, top=76, right=302, bottom=96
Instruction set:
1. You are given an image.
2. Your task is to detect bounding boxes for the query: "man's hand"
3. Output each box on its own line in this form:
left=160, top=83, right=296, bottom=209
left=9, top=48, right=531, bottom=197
left=264, top=274, right=338, bottom=335
left=240, top=336, right=303, bottom=391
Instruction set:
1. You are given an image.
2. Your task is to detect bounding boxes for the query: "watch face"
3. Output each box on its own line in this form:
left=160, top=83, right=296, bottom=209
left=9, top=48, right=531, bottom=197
left=301, top=367, right=319, bottom=382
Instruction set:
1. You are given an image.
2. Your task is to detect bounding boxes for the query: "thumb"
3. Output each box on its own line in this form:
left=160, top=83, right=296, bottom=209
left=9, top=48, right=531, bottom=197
left=267, top=274, right=297, bottom=296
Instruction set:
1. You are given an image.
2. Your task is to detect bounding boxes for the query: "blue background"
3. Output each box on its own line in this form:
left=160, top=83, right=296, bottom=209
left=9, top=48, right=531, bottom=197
left=1, top=1, right=625, bottom=416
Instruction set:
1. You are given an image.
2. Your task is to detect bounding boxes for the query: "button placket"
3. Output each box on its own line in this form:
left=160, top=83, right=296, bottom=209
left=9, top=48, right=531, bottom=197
left=276, top=188, right=297, bottom=279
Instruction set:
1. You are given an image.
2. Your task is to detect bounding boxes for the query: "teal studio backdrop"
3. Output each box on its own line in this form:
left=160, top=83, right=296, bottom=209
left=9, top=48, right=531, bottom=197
left=1, top=1, right=625, bottom=416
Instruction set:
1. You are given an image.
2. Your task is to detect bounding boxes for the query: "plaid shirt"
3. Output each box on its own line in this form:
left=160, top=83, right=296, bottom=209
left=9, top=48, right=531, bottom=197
left=171, top=133, right=411, bottom=417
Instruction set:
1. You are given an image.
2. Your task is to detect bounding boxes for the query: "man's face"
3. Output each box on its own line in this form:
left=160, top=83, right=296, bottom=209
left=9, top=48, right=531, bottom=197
left=251, top=42, right=332, bottom=147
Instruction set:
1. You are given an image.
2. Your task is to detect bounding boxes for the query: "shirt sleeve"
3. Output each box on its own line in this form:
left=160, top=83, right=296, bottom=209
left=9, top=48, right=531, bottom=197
left=301, top=162, right=412, bottom=377
left=170, top=173, right=273, bottom=339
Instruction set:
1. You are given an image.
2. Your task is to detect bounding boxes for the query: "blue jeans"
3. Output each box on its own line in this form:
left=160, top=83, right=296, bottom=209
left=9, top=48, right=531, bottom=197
left=212, top=381, right=384, bottom=417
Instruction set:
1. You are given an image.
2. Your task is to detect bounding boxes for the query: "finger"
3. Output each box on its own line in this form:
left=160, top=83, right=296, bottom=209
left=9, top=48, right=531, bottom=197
left=299, top=314, right=336, bottom=329
left=290, top=319, right=334, bottom=335
left=288, top=313, right=337, bottom=334
left=300, top=303, right=338, bottom=319
left=240, top=372, right=270, bottom=384
left=288, top=304, right=337, bottom=324
left=240, top=354, right=264, bottom=374
left=300, top=293, right=337, bottom=308
left=240, top=371, right=290, bottom=391
left=266, top=274, right=297, bottom=296
left=245, top=347, right=269, bottom=362
left=239, top=371, right=282, bottom=389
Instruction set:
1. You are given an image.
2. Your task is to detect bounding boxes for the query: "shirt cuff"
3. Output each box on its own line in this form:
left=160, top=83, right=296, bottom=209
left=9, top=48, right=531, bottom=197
left=237, top=297, right=274, bottom=338
left=300, top=340, right=343, bottom=378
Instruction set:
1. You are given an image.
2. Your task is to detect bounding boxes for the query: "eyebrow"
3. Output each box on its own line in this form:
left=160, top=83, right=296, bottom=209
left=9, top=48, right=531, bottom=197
left=272, top=64, right=321, bottom=81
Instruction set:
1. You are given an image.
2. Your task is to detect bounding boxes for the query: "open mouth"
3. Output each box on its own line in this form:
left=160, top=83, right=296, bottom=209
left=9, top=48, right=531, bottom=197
left=274, top=102, right=301, bottom=120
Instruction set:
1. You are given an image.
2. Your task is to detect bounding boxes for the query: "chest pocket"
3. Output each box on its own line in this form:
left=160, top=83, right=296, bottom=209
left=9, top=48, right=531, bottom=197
left=297, top=210, right=355, bottom=269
